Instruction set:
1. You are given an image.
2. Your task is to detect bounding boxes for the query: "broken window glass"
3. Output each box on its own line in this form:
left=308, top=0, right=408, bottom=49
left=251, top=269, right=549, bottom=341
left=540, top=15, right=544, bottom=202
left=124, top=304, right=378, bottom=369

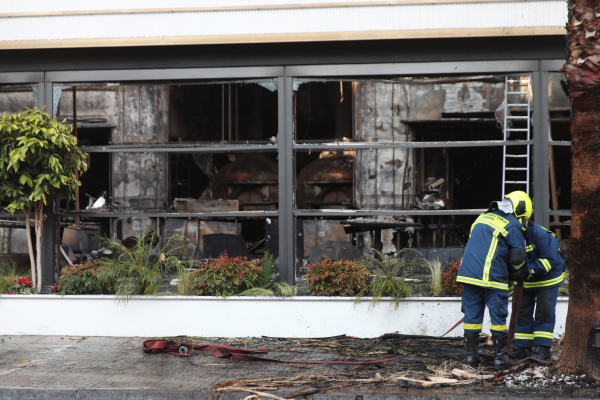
left=0, top=84, right=36, bottom=116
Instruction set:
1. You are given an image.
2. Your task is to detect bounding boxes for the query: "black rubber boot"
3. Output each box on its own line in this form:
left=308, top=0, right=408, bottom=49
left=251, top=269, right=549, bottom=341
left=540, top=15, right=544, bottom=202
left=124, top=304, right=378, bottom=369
left=464, top=331, right=481, bottom=367
left=531, top=345, right=551, bottom=361
left=492, top=334, right=514, bottom=371
left=509, top=346, right=532, bottom=360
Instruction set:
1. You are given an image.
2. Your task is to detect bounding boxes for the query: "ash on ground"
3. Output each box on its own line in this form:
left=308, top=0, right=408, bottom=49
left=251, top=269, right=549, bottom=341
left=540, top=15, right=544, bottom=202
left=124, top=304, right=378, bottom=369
left=505, top=366, right=599, bottom=390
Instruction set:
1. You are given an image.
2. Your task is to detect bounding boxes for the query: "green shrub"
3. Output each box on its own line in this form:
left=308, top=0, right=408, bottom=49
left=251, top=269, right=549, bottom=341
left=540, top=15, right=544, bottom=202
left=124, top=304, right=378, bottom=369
left=236, top=287, right=274, bottom=296
left=304, top=258, right=370, bottom=296
left=57, top=261, right=114, bottom=295
left=257, top=251, right=274, bottom=288
left=441, top=260, right=464, bottom=296
left=237, top=282, right=299, bottom=297
left=95, top=229, right=194, bottom=302
left=356, top=248, right=423, bottom=309
left=191, top=252, right=262, bottom=297
left=273, top=282, right=298, bottom=296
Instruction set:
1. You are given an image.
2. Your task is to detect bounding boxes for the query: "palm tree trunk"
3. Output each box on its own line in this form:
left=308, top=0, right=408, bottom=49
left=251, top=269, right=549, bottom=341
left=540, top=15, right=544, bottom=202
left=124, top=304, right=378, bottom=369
left=555, top=0, right=600, bottom=377
left=555, top=88, right=600, bottom=376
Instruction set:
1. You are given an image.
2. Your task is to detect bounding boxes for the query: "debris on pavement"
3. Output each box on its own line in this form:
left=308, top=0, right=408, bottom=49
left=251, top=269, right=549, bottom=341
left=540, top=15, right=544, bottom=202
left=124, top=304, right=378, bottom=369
left=504, top=366, right=600, bottom=390
left=3, top=334, right=598, bottom=399
left=451, top=368, right=495, bottom=380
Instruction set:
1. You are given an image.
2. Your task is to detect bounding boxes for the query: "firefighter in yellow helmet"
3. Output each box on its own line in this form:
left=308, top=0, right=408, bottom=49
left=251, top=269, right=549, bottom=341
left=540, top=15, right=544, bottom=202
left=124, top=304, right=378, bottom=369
left=504, top=191, right=534, bottom=231
left=457, top=191, right=532, bottom=370
left=510, top=220, right=565, bottom=361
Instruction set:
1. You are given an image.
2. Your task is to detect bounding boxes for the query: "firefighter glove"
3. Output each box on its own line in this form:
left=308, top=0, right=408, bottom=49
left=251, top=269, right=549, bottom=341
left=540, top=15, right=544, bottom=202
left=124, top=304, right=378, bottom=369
left=508, top=266, right=529, bottom=282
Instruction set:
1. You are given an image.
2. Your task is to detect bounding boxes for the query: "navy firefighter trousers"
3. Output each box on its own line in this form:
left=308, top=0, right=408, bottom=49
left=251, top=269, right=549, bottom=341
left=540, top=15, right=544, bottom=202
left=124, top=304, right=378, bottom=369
left=461, top=283, right=509, bottom=334
left=514, top=286, right=559, bottom=348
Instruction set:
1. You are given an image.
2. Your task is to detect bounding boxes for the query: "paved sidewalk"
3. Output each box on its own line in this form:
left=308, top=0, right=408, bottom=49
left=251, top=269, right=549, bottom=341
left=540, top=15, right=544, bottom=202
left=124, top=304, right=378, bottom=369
left=0, top=335, right=598, bottom=399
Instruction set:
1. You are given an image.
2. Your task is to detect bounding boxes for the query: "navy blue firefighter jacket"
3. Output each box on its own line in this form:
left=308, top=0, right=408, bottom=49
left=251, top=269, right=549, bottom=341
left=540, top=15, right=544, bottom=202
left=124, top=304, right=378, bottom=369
left=457, top=209, right=526, bottom=291
left=523, top=222, right=565, bottom=289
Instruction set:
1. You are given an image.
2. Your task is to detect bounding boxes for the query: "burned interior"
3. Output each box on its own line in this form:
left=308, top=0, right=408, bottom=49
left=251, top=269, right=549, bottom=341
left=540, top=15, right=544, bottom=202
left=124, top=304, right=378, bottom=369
left=0, top=72, right=572, bottom=283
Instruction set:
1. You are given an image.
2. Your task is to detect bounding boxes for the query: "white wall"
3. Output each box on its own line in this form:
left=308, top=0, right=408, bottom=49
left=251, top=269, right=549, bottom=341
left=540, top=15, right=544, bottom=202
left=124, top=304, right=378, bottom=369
left=0, top=0, right=567, bottom=14
left=0, top=1, right=567, bottom=48
left=0, top=295, right=569, bottom=338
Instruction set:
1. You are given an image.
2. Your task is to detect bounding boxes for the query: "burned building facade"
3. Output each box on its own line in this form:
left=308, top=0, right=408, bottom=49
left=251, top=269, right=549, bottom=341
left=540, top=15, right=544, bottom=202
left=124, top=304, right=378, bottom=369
left=0, top=2, right=569, bottom=286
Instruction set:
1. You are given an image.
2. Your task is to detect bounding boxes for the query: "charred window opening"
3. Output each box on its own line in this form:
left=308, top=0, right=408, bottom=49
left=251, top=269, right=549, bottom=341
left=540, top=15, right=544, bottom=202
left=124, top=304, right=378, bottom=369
left=0, top=70, right=571, bottom=283
left=549, top=76, right=571, bottom=142
left=295, top=82, right=353, bottom=142
left=548, top=75, right=572, bottom=240
left=171, top=152, right=279, bottom=210
left=293, top=75, right=539, bottom=275
left=168, top=82, right=279, bottom=217
left=551, top=146, right=572, bottom=211
left=43, top=80, right=280, bottom=270
left=77, top=128, right=111, bottom=209
left=295, top=151, right=355, bottom=210
left=448, top=147, right=503, bottom=209
left=169, top=82, right=278, bottom=143
left=170, top=153, right=209, bottom=199
left=160, top=216, right=276, bottom=262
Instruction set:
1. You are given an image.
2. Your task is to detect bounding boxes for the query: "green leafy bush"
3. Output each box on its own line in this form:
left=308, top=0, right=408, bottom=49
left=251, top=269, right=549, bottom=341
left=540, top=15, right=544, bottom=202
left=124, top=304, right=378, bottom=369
left=441, top=260, right=464, bottom=296
left=57, top=261, right=114, bottom=295
left=304, top=258, right=370, bottom=296
left=96, top=229, right=194, bottom=302
left=0, top=108, right=88, bottom=292
left=191, top=252, right=262, bottom=297
left=356, top=248, right=423, bottom=308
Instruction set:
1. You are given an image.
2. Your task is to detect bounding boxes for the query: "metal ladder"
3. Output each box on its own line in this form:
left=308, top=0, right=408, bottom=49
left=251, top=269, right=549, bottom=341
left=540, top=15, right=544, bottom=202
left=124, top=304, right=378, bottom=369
left=501, top=76, right=531, bottom=198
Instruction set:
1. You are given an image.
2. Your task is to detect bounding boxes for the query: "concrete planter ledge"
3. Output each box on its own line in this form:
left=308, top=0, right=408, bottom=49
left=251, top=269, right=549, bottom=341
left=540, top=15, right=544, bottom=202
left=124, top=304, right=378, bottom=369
left=0, top=295, right=569, bottom=338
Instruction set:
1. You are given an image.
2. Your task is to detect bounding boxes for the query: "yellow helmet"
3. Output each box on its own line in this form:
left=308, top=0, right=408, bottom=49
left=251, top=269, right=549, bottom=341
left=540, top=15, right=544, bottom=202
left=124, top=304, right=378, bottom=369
left=505, top=191, right=532, bottom=220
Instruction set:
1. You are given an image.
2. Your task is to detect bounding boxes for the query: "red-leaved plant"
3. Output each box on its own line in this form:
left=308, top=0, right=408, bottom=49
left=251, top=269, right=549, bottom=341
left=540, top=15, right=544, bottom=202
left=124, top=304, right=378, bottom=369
left=7, top=277, right=37, bottom=295
left=441, top=260, right=464, bottom=296
left=303, top=258, right=370, bottom=296
left=191, top=251, right=262, bottom=297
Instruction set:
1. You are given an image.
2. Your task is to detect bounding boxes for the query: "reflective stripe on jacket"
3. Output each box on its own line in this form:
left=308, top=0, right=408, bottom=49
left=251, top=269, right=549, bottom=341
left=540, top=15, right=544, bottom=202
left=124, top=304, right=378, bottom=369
left=523, top=223, right=565, bottom=289
left=457, top=210, right=525, bottom=291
